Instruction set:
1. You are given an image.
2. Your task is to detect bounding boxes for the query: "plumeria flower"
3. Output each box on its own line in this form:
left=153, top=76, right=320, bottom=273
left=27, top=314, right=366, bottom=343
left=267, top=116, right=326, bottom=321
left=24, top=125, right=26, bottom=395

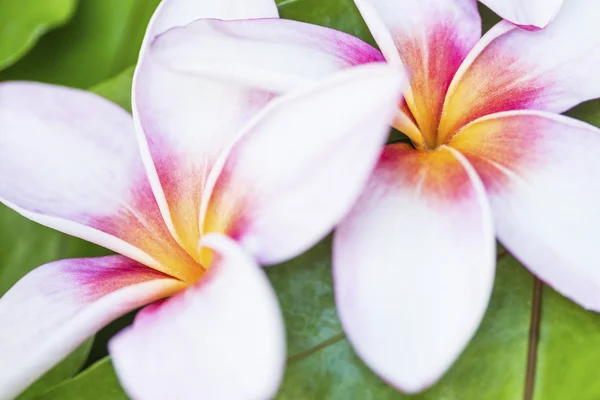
left=0, top=1, right=405, bottom=399
left=150, top=0, right=600, bottom=394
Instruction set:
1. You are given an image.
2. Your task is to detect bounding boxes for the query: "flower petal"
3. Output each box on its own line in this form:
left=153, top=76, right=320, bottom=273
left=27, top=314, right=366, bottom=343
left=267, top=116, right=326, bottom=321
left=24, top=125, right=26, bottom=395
left=142, top=0, right=279, bottom=52
left=353, top=0, right=481, bottom=148
left=450, top=110, right=600, bottom=311
left=150, top=18, right=384, bottom=93
left=0, top=256, right=185, bottom=399
left=133, top=59, right=274, bottom=259
left=479, top=0, right=563, bottom=30
left=110, top=233, right=285, bottom=400
left=334, top=144, right=495, bottom=393
left=439, top=0, right=600, bottom=143
left=0, top=82, right=199, bottom=282
left=133, top=2, right=279, bottom=258
left=202, top=64, right=405, bottom=265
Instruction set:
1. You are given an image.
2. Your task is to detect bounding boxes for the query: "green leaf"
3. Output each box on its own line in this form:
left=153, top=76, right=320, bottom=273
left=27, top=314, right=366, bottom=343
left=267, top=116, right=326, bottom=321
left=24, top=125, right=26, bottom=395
left=276, top=0, right=374, bottom=45
left=0, top=0, right=77, bottom=71
left=91, top=65, right=135, bottom=112
left=534, top=285, right=600, bottom=400
left=33, top=358, right=128, bottom=400
left=566, top=99, right=600, bottom=128
left=0, top=0, right=160, bottom=88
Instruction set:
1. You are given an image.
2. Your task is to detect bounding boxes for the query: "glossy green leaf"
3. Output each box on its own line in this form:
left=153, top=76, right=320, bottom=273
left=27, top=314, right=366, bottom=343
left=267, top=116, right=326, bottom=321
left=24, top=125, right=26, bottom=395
left=34, top=358, right=128, bottom=400
left=566, top=99, right=600, bottom=128
left=533, top=286, right=600, bottom=400
left=277, top=0, right=374, bottom=45
left=90, top=65, right=135, bottom=112
left=0, top=0, right=77, bottom=71
left=0, top=0, right=160, bottom=88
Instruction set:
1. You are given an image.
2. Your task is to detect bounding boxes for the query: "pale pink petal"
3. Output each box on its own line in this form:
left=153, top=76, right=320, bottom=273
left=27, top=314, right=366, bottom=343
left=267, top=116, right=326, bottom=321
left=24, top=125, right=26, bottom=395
left=202, top=64, right=405, bottom=265
left=133, top=2, right=279, bottom=258
left=133, top=59, right=273, bottom=259
left=479, top=0, right=563, bottom=30
left=151, top=18, right=384, bottom=93
left=0, top=82, right=199, bottom=282
left=0, top=256, right=185, bottom=399
left=334, top=144, right=496, bottom=393
left=354, top=0, right=480, bottom=148
left=439, top=0, right=600, bottom=142
left=110, top=234, right=285, bottom=400
left=141, top=0, right=279, bottom=53
left=450, top=111, right=600, bottom=311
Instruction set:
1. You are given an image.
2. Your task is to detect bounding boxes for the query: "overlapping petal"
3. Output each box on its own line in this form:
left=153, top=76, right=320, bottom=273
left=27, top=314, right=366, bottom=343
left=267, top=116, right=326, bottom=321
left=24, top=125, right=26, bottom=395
left=133, top=59, right=274, bottom=259
left=151, top=18, right=384, bottom=93
left=0, top=82, right=199, bottom=282
left=450, top=111, right=600, bottom=311
left=132, top=1, right=279, bottom=258
left=334, top=144, right=495, bottom=393
left=142, top=0, right=279, bottom=52
left=202, top=64, right=404, bottom=265
left=439, top=0, right=600, bottom=143
left=110, top=234, right=284, bottom=400
left=479, top=0, right=563, bottom=30
left=0, top=256, right=185, bottom=399
left=353, top=0, right=481, bottom=148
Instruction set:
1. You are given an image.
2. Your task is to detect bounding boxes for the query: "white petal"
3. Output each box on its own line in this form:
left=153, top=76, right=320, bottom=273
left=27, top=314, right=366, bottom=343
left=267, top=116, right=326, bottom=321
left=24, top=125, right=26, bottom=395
left=334, top=144, right=496, bottom=392
left=450, top=110, right=600, bottom=311
left=110, top=234, right=285, bottom=400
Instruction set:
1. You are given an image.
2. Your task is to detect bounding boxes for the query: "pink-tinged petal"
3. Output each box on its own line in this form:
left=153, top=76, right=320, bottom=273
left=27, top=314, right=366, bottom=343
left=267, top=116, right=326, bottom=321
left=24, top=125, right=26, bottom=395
left=439, top=0, right=600, bottom=143
left=133, top=59, right=273, bottom=259
left=450, top=111, right=600, bottom=311
left=202, top=64, right=405, bottom=265
left=0, top=82, right=200, bottom=282
left=354, top=0, right=481, bottom=148
left=141, top=0, right=279, bottom=53
left=479, top=0, right=563, bottom=30
left=110, top=233, right=285, bottom=400
left=334, top=144, right=496, bottom=393
left=151, top=18, right=384, bottom=93
left=133, top=2, right=279, bottom=258
left=0, top=256, right=185, bottom=399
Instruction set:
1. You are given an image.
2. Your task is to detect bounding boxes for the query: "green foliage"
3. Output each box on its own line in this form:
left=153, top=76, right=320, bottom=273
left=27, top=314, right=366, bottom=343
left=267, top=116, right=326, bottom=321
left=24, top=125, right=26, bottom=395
left=0, top=0, right=77, bottom=71
left=91, top=66, right=135, bottom=112
left=0, top=0, right=160, bottom=88
left=33, top=358, right=128, bottom=400
left=277, top=0, right=374, bottom=45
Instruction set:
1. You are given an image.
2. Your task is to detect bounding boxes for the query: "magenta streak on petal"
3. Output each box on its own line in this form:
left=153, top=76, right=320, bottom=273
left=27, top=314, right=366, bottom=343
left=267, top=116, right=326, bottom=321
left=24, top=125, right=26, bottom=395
left=516, top=24, right=543, bottom=31
left=330, top=37, right=385, bottom=65
left=63, top=256, right=173, bottom=302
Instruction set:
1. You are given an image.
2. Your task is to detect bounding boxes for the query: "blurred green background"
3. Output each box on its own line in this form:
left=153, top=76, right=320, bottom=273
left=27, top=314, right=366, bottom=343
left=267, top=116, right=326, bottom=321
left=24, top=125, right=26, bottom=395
left=1, top=1, right=600, bottom=399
